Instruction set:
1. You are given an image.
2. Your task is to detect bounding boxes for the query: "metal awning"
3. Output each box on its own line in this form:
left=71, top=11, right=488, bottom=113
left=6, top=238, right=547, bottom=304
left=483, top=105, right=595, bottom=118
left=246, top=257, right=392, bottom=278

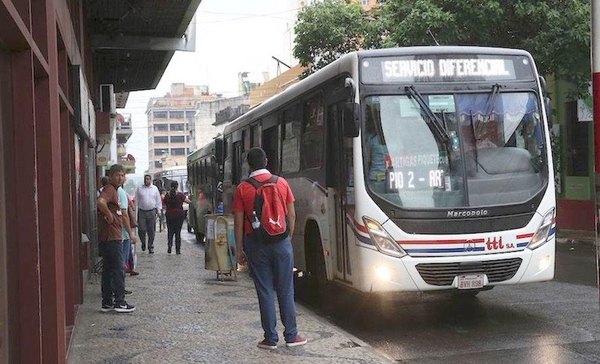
left=86, top=0, right=201, bottom=95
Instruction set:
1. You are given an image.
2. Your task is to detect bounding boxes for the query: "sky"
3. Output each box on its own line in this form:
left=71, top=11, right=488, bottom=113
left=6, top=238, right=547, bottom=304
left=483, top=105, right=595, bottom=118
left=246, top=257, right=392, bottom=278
left=119, top=0, right=300, bottom=183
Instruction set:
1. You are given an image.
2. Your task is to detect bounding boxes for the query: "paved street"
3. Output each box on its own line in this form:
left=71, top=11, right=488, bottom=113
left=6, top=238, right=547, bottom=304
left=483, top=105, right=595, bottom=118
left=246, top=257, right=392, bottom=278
left=68, top=229, right=392, bottom=364
left=318, top=238, right=600, bottom=363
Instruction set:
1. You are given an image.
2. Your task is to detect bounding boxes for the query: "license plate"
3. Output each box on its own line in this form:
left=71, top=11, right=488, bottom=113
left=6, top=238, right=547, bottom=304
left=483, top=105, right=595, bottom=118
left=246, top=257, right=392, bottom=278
left=457, top=274, right=484, bottom=290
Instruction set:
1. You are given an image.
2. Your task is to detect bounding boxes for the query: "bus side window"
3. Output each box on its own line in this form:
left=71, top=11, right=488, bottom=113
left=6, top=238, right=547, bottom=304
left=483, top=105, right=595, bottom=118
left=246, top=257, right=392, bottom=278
left=233, top=141, right=243, bottom=184
left=262, top=125, right=280, bottom=174
left=251, top=123, right=261, bottom=147
left=302, top=93, right=324, bottom=170
left=282, top=104, right=301, bottom=174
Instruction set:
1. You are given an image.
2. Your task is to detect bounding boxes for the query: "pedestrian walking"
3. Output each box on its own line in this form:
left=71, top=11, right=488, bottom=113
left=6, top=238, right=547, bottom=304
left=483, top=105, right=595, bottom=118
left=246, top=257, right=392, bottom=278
left=96, top=164, right=135, bottom=313
left=135, top=174, right=162, bottom=254
left=233, top=147, right=307, bottom=350
left=164, top=180, right=191, bottom=254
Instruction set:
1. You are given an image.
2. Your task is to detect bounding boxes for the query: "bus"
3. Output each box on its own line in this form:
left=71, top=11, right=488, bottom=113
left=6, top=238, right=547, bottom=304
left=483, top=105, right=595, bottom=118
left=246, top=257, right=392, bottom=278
left=222, top=46, right=555, bottom=297
left=153, top=165, right=188, bottom=193
left=187, top=139, right=224, bottom=242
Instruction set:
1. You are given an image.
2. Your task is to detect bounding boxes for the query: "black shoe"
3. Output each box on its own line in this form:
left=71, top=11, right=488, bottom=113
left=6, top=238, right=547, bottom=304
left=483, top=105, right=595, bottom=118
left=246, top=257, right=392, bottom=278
left=124, top=290, right=132, bottom=295
left=100, top=303, right=113, bottom=312
left=130, top=271, right=139, bottom=276
left=141, top=243, right=146, bottom=251
left=176, top=251, right=181, bottom=255
left=148, top=249, right=154, bottom=254
left=167, top=247, right=171, bottom=254
left=114, top=302, right=135, bottom=313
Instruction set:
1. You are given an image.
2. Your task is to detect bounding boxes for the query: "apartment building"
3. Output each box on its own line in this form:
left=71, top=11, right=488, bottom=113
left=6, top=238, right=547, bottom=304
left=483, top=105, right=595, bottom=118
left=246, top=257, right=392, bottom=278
left=192, top=95, right=249, bottom=150
left=147, top=83, right=217, bottom=173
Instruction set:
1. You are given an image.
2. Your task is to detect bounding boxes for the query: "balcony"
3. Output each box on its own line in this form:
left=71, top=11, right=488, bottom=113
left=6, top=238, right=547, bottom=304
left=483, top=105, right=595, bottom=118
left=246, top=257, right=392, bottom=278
left=116, top=113, right=133, bottom=143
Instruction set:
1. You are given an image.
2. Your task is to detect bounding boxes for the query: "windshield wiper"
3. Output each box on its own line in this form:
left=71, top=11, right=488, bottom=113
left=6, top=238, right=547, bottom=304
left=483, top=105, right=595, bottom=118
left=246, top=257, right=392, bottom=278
left=474, top=84, right=502, bottom=139
left=405, top=86, right=450, bottom=144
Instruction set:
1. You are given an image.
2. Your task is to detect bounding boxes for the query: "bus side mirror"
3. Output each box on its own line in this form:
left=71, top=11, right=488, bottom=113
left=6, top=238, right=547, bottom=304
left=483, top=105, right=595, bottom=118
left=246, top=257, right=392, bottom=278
left=343, top=101, right=359, bottom=138
left=539, top=76, right=553, bottom=126
left=544, top=97, right=553, bottom=126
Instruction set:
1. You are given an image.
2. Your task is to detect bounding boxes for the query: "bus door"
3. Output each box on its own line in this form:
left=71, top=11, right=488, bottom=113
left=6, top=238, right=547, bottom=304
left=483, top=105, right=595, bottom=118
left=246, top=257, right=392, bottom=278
left=327, top=102, right=353, bottom=281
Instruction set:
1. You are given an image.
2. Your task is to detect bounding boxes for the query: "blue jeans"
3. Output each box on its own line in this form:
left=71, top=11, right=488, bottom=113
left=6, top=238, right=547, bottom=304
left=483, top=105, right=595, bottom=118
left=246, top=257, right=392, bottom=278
left=121, top=239, right=131, bottom=279
left=244, top=235, right=298, bottom=343
left=100, top=240, right=125, bottom=306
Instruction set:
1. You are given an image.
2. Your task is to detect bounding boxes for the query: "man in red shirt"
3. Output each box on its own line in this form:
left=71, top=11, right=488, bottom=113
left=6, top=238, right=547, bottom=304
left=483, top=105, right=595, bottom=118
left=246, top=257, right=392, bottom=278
left=233, top=147, right=307, bottom=350
left=97, top=164, right=135, bottom=313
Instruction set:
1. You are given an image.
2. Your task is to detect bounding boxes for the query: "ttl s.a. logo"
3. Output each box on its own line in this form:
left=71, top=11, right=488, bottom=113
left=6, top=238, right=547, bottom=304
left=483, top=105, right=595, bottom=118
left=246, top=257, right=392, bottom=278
left=486, top=237, right=515, bottom=250
left=486, top=237, right=504, bottom=250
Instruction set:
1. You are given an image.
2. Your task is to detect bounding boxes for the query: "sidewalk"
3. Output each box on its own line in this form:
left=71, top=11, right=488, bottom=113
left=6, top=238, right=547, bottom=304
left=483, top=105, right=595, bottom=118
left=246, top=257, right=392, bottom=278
left=557, top=229, right=596, bottom=245
left=68, top=229, right=393, bottom=364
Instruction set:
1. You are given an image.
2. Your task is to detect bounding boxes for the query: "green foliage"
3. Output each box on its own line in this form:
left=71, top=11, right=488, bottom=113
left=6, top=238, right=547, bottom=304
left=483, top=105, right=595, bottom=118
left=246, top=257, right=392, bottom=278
left=293, top=0, right=370, bottom=78
left=380, top=0, right=590, bottom=97
left=293, top=0, right=590, bottom=97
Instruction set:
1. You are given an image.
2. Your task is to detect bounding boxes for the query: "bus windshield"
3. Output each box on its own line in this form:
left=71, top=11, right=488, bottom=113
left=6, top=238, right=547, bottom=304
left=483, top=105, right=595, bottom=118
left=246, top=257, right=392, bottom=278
left=363, top=91, right=546, bottom=209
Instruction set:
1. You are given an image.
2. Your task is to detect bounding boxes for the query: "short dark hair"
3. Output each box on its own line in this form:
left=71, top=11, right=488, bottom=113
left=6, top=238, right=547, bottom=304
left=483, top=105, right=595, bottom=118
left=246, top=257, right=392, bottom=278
left=144, top=174, right=152, bottom=179
left=247, top=147, right=267, bottom=170
left=108, top=164, right=125, bottom=176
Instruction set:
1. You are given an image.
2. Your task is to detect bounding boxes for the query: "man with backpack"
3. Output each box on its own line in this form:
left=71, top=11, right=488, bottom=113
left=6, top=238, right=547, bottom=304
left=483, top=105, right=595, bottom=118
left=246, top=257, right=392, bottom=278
left=233, top=147, right=307, bottom=350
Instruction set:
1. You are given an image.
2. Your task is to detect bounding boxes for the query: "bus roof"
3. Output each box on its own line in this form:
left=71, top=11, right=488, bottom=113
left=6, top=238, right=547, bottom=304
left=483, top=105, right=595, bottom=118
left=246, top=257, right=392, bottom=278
left=355, top=45, right=532, bottom=58
left=187, top=139, right=219, bottom=163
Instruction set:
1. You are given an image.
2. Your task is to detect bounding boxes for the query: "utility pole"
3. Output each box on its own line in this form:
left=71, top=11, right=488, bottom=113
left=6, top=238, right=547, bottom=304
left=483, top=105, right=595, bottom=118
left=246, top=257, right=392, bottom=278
left=592, top=0, right=600, bottom=304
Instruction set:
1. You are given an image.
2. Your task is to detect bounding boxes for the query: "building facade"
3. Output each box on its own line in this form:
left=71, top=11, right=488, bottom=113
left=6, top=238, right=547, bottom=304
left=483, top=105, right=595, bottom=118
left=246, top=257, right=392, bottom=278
left=0, top=0, right=201, bottom=362
left=193, top=95, right=249, bottom=150
left=146, top=84, right=214, bottom=173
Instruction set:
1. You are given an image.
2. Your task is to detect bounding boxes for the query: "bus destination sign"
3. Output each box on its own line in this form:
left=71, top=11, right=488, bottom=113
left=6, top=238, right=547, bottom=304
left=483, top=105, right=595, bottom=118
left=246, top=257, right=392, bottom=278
left=361, top=54, right=534, bottom=84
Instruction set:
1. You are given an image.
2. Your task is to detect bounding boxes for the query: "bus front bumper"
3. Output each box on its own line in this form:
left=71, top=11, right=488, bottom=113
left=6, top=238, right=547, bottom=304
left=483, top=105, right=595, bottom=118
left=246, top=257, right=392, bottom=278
left=360, top=238, right=555, bottom=293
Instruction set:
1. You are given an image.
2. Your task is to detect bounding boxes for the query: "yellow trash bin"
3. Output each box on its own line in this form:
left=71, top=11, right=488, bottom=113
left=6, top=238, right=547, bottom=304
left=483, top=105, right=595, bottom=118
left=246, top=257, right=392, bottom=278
left=204, top=214, right=237, bottom=281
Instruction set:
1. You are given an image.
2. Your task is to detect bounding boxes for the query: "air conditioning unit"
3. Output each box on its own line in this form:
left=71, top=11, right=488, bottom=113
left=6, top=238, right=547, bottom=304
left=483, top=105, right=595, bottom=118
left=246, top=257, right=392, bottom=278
left=99, top=84, right=116, bottom=114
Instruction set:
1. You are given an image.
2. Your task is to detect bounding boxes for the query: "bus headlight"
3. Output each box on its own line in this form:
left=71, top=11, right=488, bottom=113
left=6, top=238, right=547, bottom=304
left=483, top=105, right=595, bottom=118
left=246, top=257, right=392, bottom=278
left=362, top=216, right=406, bottom=258
left=527, top=208, right=555, bottom=250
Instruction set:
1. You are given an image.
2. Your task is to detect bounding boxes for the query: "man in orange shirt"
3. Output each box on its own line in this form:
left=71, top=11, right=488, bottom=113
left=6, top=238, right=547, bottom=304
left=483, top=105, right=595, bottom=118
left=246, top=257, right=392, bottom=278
left=233, top=147, right=306, bottom=350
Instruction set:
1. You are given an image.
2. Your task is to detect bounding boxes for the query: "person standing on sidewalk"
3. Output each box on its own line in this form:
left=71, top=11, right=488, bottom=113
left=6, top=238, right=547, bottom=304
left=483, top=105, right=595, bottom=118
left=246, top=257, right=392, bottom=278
left=233, top=147, right=307, bottom=350
left=118, top=182, right=137, bottom=293
left=96, top=164, right=135, bottom=313
left=135, top=174, right=162, bottom=254
left=164, top=180, right=191, bottom=254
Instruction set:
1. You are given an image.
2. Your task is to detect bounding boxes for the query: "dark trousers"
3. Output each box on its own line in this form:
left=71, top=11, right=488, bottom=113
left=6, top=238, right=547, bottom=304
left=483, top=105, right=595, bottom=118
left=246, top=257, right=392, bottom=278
left=244, top=235, right=298, bottom=344
left=138, top=209, right=156, bottom=249
left=100, top=240, right=125, bottom=306
left=166, top=215, right=185, bottom=252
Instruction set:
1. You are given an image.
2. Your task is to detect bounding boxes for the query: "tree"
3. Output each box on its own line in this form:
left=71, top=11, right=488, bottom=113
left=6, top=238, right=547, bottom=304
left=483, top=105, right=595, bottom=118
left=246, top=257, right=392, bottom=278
left=293, top=0, right=590, bottom=96
left=293, top=0, right=372, bottom=78
left=379, top=0, right=590, bottom=97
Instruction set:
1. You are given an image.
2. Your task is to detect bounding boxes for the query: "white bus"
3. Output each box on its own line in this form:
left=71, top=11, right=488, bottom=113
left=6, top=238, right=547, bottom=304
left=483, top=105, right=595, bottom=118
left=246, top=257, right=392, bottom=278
left=187, top=139, right=224, bottom=242
left=222, top=46, right=555, bottom=297
left=153, top=165, right=188, bottom=194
